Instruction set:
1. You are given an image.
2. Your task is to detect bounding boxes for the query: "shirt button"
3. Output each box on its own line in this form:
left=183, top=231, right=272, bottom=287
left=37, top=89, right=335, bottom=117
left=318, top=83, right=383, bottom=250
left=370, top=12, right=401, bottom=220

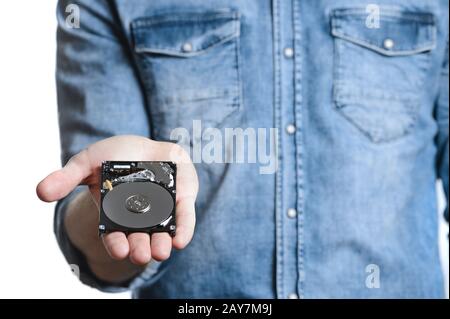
left=288, top=293, right=299, bottom=299
left=383, top=38, right=395, bottom=50
left=287, top=208, right=297, bottom=219
left=286, top=124, right=296, bottom=135
left=181, top=42, right=193, bottom=53
left=284, top=47, right=294, bottom=58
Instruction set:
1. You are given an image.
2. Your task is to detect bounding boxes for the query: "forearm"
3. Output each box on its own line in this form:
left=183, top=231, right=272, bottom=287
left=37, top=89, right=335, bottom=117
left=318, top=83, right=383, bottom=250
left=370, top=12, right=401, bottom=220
left=64, top=190, right=144, bottom=283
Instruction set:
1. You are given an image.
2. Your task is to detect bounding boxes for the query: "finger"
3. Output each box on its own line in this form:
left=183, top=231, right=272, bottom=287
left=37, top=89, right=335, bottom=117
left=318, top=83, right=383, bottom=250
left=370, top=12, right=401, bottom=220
left=172, top=196, right=196, bottom=250
left=151, top=233, right=172, bottom=261
left=128, top=233, right=151, bottom=265
left=36, top=150, right=92, bottom=202
left=102, top=232, right=129, bottom=260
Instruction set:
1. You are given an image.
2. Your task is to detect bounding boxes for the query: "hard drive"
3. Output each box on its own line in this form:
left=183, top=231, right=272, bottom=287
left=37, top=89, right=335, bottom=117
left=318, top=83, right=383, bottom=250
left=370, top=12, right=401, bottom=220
left=99, top=161, right=176, bottom=236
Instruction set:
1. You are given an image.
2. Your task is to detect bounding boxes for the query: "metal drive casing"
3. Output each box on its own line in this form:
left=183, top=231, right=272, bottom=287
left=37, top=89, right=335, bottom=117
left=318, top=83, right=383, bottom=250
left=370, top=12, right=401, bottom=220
left=99, top=161, right=176, bottom=236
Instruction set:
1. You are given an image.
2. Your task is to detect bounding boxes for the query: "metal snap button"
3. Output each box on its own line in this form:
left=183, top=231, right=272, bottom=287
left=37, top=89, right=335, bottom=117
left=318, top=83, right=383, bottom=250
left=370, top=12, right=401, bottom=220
left=383, top=38, right=395, bottom=50
left=181, top=42, right=193, bottom=53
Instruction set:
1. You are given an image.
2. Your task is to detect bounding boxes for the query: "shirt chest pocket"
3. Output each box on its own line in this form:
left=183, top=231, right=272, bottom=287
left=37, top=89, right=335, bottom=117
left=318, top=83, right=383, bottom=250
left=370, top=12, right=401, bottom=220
left=330, top=8, right=436, bottom=143
left=131, top=10, right=242, bottom=141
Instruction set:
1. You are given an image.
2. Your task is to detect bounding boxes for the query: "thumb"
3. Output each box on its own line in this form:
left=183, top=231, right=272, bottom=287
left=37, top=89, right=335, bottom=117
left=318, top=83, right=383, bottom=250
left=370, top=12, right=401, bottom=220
left=36, top=150, right=92, bottom=202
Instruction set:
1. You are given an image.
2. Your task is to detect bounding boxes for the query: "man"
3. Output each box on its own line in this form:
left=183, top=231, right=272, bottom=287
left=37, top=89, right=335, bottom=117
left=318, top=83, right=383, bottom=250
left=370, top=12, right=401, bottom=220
left=37, top=0, right=448, bottom=298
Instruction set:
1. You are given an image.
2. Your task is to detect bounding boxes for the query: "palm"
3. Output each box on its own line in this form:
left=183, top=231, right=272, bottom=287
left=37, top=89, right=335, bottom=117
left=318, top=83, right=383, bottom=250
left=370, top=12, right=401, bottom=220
left=37, top=135, right=198, bottom=265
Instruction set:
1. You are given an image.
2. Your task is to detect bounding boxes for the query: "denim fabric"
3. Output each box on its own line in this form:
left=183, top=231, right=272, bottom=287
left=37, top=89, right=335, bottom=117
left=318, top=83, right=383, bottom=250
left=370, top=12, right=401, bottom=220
left=55, top=0, right=449, bottom=298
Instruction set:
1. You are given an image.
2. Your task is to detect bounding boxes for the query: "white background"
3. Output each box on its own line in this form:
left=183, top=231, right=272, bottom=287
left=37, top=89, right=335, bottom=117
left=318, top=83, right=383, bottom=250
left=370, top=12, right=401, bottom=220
left=0, top=1, right=448, bottom=299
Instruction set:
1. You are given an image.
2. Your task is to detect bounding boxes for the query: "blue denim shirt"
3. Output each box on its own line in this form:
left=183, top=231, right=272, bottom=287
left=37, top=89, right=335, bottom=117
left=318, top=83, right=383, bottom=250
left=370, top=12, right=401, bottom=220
left=55, top=0, right=449, bottom=298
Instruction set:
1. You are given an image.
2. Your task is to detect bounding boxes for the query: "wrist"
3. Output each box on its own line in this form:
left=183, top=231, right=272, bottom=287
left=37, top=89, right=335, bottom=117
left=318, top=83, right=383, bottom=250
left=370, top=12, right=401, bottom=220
left=64, top=190, right=107, bottom=262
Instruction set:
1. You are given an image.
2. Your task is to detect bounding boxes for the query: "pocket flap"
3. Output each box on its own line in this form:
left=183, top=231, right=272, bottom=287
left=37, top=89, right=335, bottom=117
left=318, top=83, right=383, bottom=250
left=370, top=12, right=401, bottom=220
left=131, top=10, right=240, bottom=57
left=331, top=8, right=436, bottom=56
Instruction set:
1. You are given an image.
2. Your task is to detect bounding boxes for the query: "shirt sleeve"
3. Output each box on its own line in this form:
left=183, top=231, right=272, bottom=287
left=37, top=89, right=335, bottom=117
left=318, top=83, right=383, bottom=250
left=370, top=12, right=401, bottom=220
left=436, top=38, right=449, bottom=224
left=54, top=0, right=159, bottom=292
